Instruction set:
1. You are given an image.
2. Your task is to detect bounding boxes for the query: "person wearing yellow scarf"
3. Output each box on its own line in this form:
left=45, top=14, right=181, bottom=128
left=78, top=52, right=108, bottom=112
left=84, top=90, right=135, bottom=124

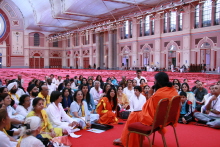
left=70, top=90, right=99, bottom=129
left=26, top=98, right=62, bottom=139
left=37, top=85, right=50, bottom=108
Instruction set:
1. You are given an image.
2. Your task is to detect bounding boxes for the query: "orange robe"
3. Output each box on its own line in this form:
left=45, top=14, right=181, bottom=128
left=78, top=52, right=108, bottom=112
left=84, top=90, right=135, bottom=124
left=120, top=86, right=178, bottom=147
left=96, top=97, right=118, bottom=124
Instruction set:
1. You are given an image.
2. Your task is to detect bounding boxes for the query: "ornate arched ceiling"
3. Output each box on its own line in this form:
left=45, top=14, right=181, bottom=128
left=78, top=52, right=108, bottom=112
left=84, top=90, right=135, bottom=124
left=8, top=0, right=179, bottom=33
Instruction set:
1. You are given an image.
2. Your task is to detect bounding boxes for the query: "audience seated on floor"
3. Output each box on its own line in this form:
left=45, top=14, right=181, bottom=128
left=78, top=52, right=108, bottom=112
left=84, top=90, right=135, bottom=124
left=89, top=81, right=103, bottom=105
left=0, top=109, right=17, bottom=147
left=80, top=84, right=96, bottom=113
left=17, top=116, right=45, bottom=147
left=16, top=94, right=31, bottom=117
left=134, top=70, right=147, bottom=86
left=194, top=85, right=220, bottom=129
left=113, top=72, right=178, bottom=147
left=70, top=90, right=99, bottom=129
left=46, top=91, right=84, bottom=135
left=0, top=70, right=219, bottom=146
left=27, top=98, right=62, bottom=139
left=37, top=85, right=50, bottom=108
left=96, top=88, right=118, bottom=125
left=193, top=82, right=208, bottom=111
left=178, top=91, right=193, bottom=124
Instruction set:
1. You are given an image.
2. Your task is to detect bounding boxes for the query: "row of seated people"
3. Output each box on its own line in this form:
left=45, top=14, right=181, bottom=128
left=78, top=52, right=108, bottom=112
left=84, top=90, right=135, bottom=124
left=0, top=70, right=149, bottom=146
left=0, top=70, right=219, bottom=147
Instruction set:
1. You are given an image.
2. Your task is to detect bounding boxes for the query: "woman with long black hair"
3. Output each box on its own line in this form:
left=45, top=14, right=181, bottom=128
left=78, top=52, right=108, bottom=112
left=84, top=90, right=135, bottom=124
left=96, top=88, right=118, bottom=124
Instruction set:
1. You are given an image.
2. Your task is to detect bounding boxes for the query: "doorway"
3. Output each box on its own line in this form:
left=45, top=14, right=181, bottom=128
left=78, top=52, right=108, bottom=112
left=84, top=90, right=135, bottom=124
left=200, top=49, right=210, bottom=70
left=83, top=57, right=89, bottom=69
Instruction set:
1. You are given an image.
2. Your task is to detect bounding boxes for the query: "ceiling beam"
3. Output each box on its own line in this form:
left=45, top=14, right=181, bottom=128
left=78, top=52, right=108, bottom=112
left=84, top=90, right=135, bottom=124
left=52, top=16, right=90, bottom=22
left=102, top=0, right=150, bottom=7
left=36, top=23, right=74, bottom=29
left=63, top=11, right=102, bottom=18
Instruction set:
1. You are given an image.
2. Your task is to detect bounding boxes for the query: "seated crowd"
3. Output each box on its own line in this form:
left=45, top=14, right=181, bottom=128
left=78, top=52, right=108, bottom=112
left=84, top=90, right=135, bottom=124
left=0, top=70, right=219, bottom=147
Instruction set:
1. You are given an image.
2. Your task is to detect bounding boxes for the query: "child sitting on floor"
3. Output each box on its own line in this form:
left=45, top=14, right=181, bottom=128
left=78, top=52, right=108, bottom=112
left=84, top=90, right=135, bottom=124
left=178, top=91, right=193, bottom=124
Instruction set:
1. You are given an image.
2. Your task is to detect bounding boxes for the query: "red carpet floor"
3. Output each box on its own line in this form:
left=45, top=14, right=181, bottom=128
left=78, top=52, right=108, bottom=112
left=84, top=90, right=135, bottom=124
left=68, top=120, right=220, bottom=147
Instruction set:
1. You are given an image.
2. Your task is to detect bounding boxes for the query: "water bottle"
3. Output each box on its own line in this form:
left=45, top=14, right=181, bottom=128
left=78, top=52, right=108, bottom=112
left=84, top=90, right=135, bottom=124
left=86, top=114, right=91, bottom=129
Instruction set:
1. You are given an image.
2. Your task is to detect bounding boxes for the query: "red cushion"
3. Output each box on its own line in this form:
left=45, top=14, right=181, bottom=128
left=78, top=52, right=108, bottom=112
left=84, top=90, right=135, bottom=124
left=128, top=122, right=153, bottom=134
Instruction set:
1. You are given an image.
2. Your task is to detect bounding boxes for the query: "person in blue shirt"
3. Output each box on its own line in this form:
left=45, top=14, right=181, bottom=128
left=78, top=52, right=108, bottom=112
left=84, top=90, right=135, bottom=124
left=178, top=91, right=193, bottom=124
left=80, top=84, right=96, bottom=114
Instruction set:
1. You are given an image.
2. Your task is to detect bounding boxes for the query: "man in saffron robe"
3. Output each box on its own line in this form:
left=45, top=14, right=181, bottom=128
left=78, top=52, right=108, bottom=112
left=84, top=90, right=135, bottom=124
left=113, top=72, right=178, bottom=147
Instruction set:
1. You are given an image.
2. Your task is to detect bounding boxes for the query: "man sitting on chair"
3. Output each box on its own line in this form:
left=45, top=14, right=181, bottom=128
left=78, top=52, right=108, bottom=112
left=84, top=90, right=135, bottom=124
left=113, top=72, right=178, bottom=147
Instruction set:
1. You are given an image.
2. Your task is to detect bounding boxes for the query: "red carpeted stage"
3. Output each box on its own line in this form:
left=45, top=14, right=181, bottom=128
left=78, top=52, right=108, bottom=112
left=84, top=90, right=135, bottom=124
left=69, top=120, right=220, bottom=147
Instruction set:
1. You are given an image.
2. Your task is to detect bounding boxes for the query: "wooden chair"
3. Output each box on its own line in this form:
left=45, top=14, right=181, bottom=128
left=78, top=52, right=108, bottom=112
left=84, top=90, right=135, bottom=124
left=152, top=95, right=181, bottom=147
left=126, top=98, right=170, bottom=147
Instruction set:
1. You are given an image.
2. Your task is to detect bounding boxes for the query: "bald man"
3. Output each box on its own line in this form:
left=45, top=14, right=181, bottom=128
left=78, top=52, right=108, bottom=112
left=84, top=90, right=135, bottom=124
left=193, top=82, right=208, bottom=111
left=194, top=85, right=220, bottom=129
left=37, top=85, right=50, bottom=107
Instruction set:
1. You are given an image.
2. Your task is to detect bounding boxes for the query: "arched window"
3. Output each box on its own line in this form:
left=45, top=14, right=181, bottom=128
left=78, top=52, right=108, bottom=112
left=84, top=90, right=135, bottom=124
left=34, top=33, right=40, bottom=46
left=164, top=13, right=168, bottom=33
left=125, top=20, right=129, bottom=38
left=139, top=19, right=143, bottom=36
left=202, top=0, right=212, bottom=27
left=215, top=0, right=220, bottom=25
left=178, top=13, right=183, bottom=31
left=151, top=18, right=154, bottom=35
left=145, top=15, right=150, bottom=36
left=195, top=5, right=200, bottom=28
left=170, top=11, right=176, bottom=32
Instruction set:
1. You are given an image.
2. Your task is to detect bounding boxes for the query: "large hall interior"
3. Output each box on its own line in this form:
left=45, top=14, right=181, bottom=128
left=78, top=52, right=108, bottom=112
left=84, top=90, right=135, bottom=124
left=0, top=0, right=220, bottom=147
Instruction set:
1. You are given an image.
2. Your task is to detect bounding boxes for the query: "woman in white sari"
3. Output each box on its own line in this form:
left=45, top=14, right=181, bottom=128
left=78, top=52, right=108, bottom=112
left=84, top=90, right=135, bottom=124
left=46, top=91, right=84, bottom=134
left=70, top=90, right=99, bottom=129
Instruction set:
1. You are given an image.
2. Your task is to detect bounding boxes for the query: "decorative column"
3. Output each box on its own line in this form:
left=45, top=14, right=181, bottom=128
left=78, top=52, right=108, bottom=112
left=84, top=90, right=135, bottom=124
left=62, top=39, right=67, bottom=68
left=95, top=32, right=100, bottom=68
left=131, top=18, right=138, bottom=67
left=44, top=35, right=50, bottom=68
left=89, top=30, right=93, bottom=68
left=108, top=30, right=113, bottom=69
left=116, top=27, right=121, bottom=69
left=154, top=39, right=161, bottom=68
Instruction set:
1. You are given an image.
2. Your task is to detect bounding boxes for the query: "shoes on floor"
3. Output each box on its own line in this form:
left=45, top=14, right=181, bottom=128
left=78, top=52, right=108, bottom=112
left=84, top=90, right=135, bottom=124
left=113, top=138, right=123, bottom=146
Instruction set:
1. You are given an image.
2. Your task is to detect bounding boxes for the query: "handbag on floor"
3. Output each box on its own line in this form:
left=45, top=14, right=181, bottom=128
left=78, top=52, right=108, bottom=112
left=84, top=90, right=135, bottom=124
left=91, top=123, right=114, bottom=130
left=119, top=110, right=131, bottom=120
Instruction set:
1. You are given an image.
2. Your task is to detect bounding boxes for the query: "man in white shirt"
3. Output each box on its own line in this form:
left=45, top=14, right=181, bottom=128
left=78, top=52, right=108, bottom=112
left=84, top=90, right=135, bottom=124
left=17, top=74, right=24, bottom=87
left=47, top=78, right=56, bottom=96
left=129, top=86, right=146, bottom=111
left=134, top=70, right=147, bottom=86
left=89, top=81, right=103, bottom=105
left=50, top=74, right=57, bottom=85
left=55, top=76, right=63, bottom=88
left=194, top=85, right=220, bottom=129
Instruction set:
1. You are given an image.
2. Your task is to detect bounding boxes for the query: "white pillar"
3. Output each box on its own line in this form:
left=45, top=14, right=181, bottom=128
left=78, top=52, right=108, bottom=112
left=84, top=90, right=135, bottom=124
left=95, top=33, right=100, bottom=68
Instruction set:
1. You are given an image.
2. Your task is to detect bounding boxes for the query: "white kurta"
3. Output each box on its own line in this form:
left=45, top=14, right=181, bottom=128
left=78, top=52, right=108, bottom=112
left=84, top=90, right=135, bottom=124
left=123, top=87, right=134, bottom=100
left=16, top=105, right=30, bottom=117
left=47, top=84, right=56, bottom=96
left=89, top=87, right=103, bottom=105
left=20, top=136, right=44, bottom=147
left=0, top=131, right=12, bottom=147
left=46, top=102, right=83, bottom=133
left=134, top=76, right=147, bottom=86
left=16, top=88, right=25, bottom=98
left=11, top=94, right=19, bottom=105
left=70, top=101, right=99, bottom=125
left=129, top=94, right=146, bottom=111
